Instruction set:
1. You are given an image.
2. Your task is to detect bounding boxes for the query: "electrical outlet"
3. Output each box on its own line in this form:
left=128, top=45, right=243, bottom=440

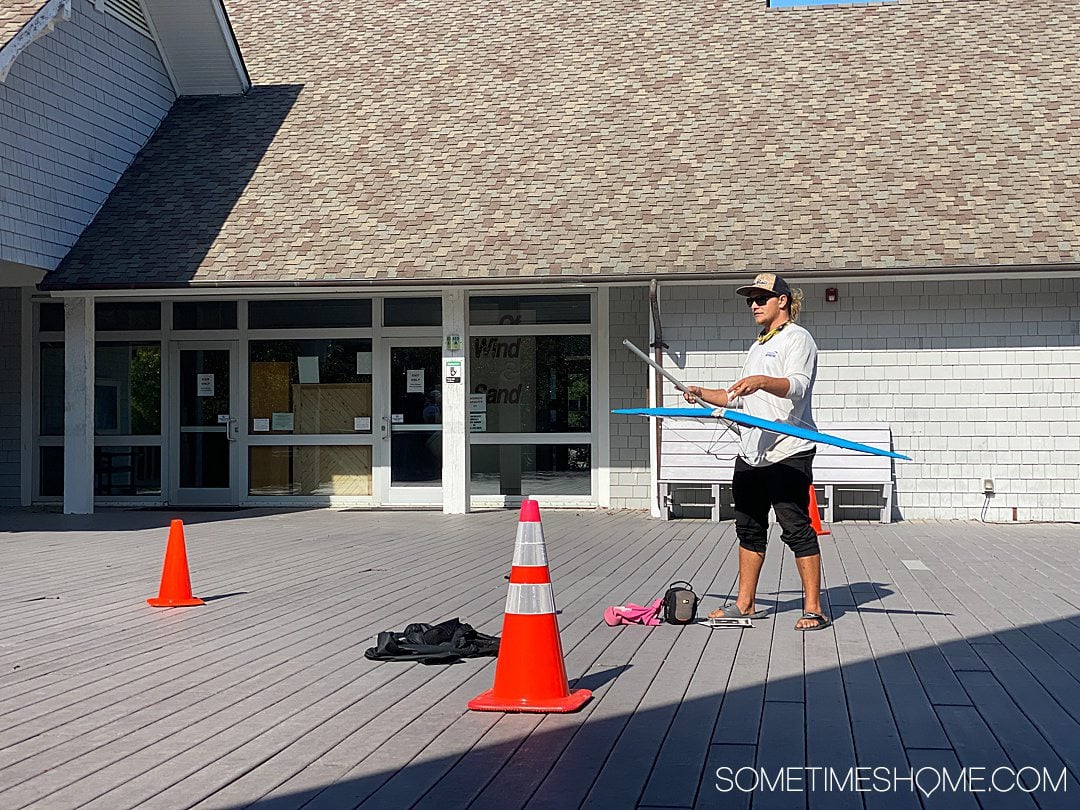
left=983, top=479, right=995, bottom=495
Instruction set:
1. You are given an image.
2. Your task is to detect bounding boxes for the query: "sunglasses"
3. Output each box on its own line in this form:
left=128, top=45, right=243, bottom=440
left=745, top=294, right=777, bottom=307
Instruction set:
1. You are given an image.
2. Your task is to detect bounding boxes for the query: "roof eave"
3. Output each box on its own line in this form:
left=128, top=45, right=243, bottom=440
left=0, top=0, right=70, bottom=83
left=38, top=262, right=1080, bottom=294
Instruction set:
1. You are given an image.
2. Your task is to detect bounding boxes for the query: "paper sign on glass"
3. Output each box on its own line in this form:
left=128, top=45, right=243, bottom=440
left=391, top=413, right=404, bottom=424
left=217, top=414, right=230, bottom=424
left=271, top=412, right=294, bottom=431
left=407, top=369, right=424, bottom=393
left=356, top=352, right=372, bottom=375
left=469, top=393, right=487, bottom=413
left=253, top=418, right=270, bottom=432
left=298, top=356, right=320, bottom=384
left=354, top=417, right=371, bottom=431
left=197, top=374, right=214, bottom=397
left=469, top=413, right=487, bottom=432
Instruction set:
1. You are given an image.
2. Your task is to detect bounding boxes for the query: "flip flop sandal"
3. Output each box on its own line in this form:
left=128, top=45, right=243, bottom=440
left=795, top=612, right=831, bottom=631
left=708, top=603, right=769, bottom=621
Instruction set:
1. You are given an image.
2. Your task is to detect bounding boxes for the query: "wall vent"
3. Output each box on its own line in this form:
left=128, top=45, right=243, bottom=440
left=103, top=0, right=153, bottom=40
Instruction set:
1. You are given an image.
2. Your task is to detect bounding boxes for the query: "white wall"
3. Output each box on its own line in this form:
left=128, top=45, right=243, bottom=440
left=658, top=276, right=1080, bottom=522
left=607, top=286, right=651, bottom=508
left=0, top=0, right=174, bottom=271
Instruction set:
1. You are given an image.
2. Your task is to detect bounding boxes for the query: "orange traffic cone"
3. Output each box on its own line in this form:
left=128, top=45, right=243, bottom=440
left=469, top=499, right=591, bottom=713
left=808, top=485, right=830, bottom=536
left=147, top=520, right=205, bottom=607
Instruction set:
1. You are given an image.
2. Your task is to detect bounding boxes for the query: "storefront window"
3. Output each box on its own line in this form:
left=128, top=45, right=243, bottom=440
left=249, top=299, right=372, bottom=329
left=471, top=444, right=591, bottom=496
left=384, top=297, right=441, bottom=327
left=249, top=339, right=373, bottom=434
left=39, top=303, right=64, bottom=332
left=469, top=335, right=590, bottom=433
left=96, top=302, right=161, bottom=331
left=249, top=446, right=372, bottom=496
left=470, top=294, right=590, bottom=325
left=96, top=343, right=161, bottom=435
left=39, top=446, right=63, bottom=496
left=40, top=343, right=64, bottom=436
left=95, top=446, right=161, bottom=496
left=173, top=301, right=237, bottom=330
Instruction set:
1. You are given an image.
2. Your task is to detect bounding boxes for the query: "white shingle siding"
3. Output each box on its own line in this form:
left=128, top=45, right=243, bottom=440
left=658, top=277, right=1080, bottom=522
left=0, top=0, right=174, bottom=271
left=608, top=286, right=651, bottom=509
left=0, top=289, right=20, bottom=506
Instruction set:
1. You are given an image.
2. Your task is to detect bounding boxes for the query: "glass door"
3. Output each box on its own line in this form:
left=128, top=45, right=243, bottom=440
left=383, top=342, right=442, bottom=504
left=169, top=341, right=239, bottom=505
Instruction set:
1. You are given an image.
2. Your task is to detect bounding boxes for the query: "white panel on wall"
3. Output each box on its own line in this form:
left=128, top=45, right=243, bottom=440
left=0, top=0, right=174, bottom=272
left=608, top=285, right=651, bottom=509
left=659, top=277, right=1080, bottom=522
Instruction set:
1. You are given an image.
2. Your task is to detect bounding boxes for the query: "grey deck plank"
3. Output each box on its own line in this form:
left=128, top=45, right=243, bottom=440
left=805, top=539, right=862, bottom=810
left=637, top=525, right=745, bottom=808
left=710, top=527, right=786, bottom=745
left=359, top=521, right=715, bottom=810
left=697, top=743, right=755, bottom=810
left=853, top=523, right=972, bottom=707
left=935, top=705, right=1038, bottom=810
left=159, top=513, right=667, bottom=809
left=903, top=530, right=1080, bottom=725
left=764, top=546, right=805, bottom=704
left=967, top=642, right=1080, bottom=781
left=466, top=522, right=729, bottom=808
left=7, top=544, right=515, bottom=805
left=753, top=699, right=805, bottom=810
left=905, top=749, right=979, bottom=810
left=569, top=528, right=742, bottom=809
left=828, top=534, right=920, bottom=810
left=0, top=519, right=504, bottom=789
left=1, top=513, right=1079, bottom=810
left=264, top=516, right=711, bottom=810
left=955, top=671, right=1075, bottom=810
left=405, top=521, right=722, bottom=810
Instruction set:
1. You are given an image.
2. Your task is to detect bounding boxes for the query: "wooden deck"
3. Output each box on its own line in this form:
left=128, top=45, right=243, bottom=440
left=0, top=508, right=1077, bottom=809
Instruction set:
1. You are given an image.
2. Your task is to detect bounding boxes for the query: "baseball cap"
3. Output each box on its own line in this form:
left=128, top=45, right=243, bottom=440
left=735, top=272, right=793, bottom=299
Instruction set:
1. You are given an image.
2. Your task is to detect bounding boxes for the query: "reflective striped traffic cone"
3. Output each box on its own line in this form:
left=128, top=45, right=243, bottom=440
left=808, top=485, right=830, bottom=536
left=469, top=499, right=591, bottom=713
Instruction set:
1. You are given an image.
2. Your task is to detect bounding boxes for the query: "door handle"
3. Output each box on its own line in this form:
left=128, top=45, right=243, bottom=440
left=381, top=415, right=390, bottom=440
left=226, top=417, right=239, bottom=442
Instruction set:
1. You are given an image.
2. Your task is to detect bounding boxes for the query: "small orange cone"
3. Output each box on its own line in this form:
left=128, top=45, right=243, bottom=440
left=469, top=499, right=591, bottom=713
left=147, top=520, right=204, bottom=607
left=808, top=485, right=830, bottom=536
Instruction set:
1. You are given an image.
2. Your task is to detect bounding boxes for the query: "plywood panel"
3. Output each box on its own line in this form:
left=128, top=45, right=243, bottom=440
left=293, top=384, right=372, bottom=434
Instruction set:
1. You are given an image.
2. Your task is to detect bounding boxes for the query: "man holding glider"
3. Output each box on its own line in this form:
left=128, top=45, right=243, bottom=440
left=684, top=273, right=830, bottom=631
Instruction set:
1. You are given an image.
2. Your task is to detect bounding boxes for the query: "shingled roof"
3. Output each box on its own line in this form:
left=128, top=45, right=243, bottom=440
left=1, top=1, right=47, bottom=49
left=44, top=0, right=1080, bottom=289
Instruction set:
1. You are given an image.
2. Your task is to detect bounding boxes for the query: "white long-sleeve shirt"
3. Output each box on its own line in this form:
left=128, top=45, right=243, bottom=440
left=727, top=321, right=818, bottom=467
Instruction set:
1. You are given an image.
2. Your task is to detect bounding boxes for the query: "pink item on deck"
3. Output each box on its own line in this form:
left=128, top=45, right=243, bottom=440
left=603, top=597, right=664, bottom=626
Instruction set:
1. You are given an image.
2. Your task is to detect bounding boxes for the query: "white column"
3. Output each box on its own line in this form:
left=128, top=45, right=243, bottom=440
left=442, top=288, right=470, bottom=513
left=63, top=296, right=94, bottom=514
left=596, top=287, right=611, bottom=508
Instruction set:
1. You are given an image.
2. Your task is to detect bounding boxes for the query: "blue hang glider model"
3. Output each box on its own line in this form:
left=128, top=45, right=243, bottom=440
left=616, top=340, right=910, bottom=461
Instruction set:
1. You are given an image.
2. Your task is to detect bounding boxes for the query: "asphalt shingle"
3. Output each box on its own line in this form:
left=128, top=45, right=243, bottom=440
left=0, top=0, right=47, bottom=50
left=42, top=0, right=1080, bottom=289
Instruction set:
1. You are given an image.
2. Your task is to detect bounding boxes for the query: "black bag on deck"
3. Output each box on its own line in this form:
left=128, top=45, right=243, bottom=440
left=662, top=581, right=698, bottom=625
left=364, top=618, right=500, bottom=665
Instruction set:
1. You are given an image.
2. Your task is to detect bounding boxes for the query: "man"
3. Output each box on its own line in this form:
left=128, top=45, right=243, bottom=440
left=684, top=273, right=829, bottom=631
